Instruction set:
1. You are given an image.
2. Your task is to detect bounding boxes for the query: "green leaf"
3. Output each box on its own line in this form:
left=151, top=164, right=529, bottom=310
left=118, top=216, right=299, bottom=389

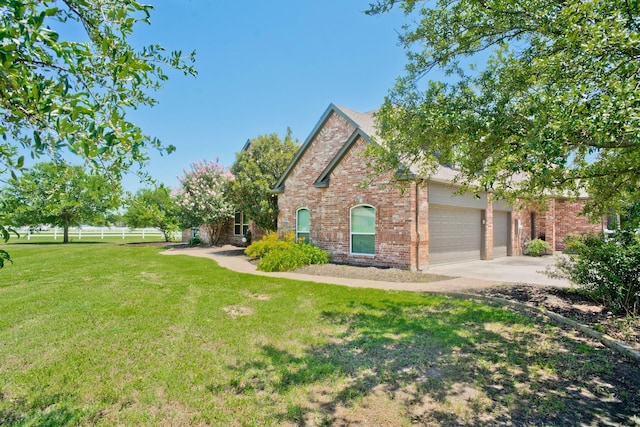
left=368, top=0, right=640, bottom=216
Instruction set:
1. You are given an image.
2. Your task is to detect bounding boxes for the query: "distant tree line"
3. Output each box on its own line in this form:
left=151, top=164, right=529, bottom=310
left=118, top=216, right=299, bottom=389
left=0, top=131, right=299, bottom=252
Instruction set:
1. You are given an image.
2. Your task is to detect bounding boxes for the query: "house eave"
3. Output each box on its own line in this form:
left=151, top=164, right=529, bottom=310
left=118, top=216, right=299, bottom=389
left=271, top=185, right=285, bottom=194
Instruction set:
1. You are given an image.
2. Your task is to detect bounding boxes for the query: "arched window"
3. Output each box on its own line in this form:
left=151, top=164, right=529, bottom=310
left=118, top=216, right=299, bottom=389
left=296, top=208, right=310, bottom=243
left=351, top=205, right=375, bottom=255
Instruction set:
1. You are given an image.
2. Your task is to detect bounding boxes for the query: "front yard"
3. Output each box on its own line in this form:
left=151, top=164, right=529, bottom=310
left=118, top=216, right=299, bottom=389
left=0, top=243, right=638, bottom=426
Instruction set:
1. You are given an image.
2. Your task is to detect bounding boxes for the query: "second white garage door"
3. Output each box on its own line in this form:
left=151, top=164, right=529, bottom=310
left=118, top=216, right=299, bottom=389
left=429, top=205, right=482, bottom=265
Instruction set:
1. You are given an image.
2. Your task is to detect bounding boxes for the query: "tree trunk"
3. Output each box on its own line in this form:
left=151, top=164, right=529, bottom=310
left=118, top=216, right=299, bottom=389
left=203, top=222, right=222, bottom=246
left=63, top=216, right=69, bottom=244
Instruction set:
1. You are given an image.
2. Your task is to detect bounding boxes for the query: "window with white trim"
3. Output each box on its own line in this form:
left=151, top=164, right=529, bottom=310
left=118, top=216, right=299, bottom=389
left=351, top=205, right=375, bottom=255
left=296, top=208, right=310, bottom=243
left=234, top=211, right=249, bottom=236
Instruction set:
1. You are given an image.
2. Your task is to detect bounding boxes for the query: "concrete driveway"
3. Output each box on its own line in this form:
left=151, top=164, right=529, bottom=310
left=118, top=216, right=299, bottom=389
left=427, top=255, right=572, bottom=287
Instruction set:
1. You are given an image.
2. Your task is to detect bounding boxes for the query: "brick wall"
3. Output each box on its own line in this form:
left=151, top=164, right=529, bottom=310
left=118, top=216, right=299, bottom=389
left=416, top=185, right=429, bottom=269
left=511, top=206, right=532, bottom=255
left=508, top=199, right=601, bottom=253
left=554, top=199, right=602, bottom=250
left=181, top=228, right=193, bottom=243
left=484, top=202, right=494, bottom=260
left=181, top=219, right=246, bottom=246
left=278, top=112, right=418, bottom=269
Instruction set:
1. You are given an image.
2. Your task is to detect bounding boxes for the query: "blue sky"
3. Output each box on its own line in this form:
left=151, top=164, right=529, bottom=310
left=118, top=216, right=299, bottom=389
left=121, top=0, right=410, bottom=192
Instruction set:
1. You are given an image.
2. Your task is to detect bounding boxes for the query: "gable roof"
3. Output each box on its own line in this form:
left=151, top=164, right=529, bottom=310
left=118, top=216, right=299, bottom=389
left=333, top=104, right=377, bottom=139
left=273, top=103, right=377, bottom=192
left=273, top=102, right=477, bottom=194
left=313, top=127, right=371, bottom=188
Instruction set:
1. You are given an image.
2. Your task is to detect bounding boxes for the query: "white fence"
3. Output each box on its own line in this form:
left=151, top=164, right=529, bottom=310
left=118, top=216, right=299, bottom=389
left=15, top=226, right=180, bottom=241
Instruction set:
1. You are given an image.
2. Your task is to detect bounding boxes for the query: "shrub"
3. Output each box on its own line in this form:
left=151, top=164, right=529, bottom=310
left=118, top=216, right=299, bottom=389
left=246, top=233, right=330, bottom=272
left=244, top=232, right=294, bottom=259
left=188, top=236, right=202, bottom=246
left=297, top=243, right=331, bottom=265
left=258, top=243, right=330, bottom=271
left=258, top=247, right=308, bottom=272
left=562, top=233, right=584, bottom=255
left=258, top=244, right=330, bottom=272
left=554, top=231, right=640, bottom=316
left=524, top=238, right=551, bottom=257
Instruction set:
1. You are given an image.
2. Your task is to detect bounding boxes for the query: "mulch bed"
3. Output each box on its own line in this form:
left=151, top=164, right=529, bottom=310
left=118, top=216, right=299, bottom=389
left=475, top=283, right=640, bottom=351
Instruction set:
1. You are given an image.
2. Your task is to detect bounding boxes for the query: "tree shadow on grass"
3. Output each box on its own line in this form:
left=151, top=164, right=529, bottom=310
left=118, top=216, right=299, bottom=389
left=0, top=392, right=93, bottom=427
left=220, top=298, right=640, bottom=426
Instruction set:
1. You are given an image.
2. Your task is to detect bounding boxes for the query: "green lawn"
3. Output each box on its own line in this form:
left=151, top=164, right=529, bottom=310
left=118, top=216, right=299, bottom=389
left=0, top=243, right=637, bottom=426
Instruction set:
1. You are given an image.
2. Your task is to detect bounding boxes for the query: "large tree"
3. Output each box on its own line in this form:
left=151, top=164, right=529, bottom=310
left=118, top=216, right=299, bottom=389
left=2, top=162, right=121, bottom=243
left=367, top=0, right=639, bottom=216
left=175, top=160, right=235, bottom=245
left=0, top=1, right=195, bottom=263
left=123, top=185, right=180, bottom=242
left=229, top=131, right=299, bottom=231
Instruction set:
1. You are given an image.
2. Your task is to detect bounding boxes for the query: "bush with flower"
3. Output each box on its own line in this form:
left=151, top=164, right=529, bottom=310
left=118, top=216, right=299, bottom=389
left=175, top=160, right=235, bottom=245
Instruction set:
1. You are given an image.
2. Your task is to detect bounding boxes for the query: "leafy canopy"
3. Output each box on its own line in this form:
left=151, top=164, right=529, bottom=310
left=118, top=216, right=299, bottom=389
left=229, top=131, right=299, bottom=231
left=123, top=185, right=180, bottom=242
left=0, top=0, right=196, bottom=177
left=367, top=0, right=639, bottom=216
left=0, top=0, right=195, bottom=263
left=1, top=161, right=121, bottom=243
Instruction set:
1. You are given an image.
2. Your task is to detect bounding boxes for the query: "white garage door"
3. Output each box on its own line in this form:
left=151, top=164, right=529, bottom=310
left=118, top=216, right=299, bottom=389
left=493, top=211, right=510, bottom=258
left=429, top=205, right=482, bottom=265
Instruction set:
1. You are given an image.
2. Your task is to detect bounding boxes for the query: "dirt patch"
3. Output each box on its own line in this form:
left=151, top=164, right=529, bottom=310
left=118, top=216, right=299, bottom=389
left=222, top=305, right=253, bottom=318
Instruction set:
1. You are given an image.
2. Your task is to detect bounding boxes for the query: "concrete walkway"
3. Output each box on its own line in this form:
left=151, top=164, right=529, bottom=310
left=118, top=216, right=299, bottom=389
left=161, top=246, right=571, bottom=292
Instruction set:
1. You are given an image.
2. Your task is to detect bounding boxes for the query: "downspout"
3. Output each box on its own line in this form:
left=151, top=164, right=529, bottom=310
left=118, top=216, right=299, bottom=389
left=415, top=181, right=422, bottom=271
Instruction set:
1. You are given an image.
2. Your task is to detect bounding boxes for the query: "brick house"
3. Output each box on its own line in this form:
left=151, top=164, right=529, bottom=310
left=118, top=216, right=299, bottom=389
left=274, top=103, right=602, bottom=269
left=181, top=210, right=262, bottom=246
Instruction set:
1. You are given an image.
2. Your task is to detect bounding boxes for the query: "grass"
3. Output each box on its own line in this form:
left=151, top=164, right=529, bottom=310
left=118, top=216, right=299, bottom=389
left=0, top=243, right=637, bottom=426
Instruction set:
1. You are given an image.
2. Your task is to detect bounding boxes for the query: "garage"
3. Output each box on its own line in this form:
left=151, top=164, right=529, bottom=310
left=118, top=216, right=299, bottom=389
left=493, top=210, right=510, bottom=258
left=428, top=205, right=482, bottom=264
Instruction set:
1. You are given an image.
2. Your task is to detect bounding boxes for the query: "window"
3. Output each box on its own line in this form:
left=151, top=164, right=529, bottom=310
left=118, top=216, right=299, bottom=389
left=605, top=214, right=620, bottom=231
left=191, top=227, right=200, bottom=238
left=234, top=211, right=249, bottom=236
left=296, top=208, right=310, bottom=243
left=351, top=205, right=375, bottom=255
